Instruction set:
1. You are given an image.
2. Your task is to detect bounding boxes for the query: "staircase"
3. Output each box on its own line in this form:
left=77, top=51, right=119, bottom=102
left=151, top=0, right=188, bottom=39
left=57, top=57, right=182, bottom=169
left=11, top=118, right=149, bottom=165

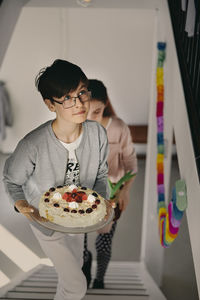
left=0, top=262, right=166, bottom=300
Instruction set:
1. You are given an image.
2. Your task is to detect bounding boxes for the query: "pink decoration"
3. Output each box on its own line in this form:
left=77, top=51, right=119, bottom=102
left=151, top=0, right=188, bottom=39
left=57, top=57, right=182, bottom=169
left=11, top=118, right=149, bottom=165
left=157, top=173, right=164, bottom=184
left=156, top=101, right=164, bottom=117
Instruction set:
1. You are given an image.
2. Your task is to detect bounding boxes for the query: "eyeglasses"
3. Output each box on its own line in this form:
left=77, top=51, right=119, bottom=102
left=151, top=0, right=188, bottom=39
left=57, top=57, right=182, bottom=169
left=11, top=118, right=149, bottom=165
left=51, top=90, right=91, bottom=109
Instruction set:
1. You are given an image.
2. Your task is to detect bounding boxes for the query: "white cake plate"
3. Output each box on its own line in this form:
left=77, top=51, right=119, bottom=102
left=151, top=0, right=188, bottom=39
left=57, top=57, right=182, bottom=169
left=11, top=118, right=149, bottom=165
left=30, top=200, right=114, bottom=234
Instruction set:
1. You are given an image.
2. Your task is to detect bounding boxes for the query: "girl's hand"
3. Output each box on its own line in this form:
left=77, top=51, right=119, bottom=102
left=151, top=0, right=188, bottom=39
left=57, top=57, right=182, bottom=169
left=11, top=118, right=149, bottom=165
left=116, top=189, right=130, bottom=211
left=107, top=200, right=116, bottom=209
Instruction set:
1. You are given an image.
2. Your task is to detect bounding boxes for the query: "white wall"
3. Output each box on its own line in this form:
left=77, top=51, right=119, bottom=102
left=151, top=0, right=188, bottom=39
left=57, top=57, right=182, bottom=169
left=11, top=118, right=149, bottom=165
left=0, top=7, right=63, bottom=152
left=0, top=0, right=29, bottom=68
left=65, top=8, right=154, bottom=125
left=0, top=5, right=155, bottom=153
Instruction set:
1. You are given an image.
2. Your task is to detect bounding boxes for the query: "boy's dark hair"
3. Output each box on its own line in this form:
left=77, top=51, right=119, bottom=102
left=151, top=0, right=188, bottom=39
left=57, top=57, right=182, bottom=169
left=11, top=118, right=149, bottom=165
left=88, top=79, right=116, bottom=117
left=35, top=59, right=88, bottom=101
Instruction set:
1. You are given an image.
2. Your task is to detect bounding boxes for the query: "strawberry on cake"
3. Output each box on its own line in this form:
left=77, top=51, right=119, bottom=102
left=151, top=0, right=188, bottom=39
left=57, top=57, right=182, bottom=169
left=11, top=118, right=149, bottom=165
left=39, top=185, right=107, bottom=227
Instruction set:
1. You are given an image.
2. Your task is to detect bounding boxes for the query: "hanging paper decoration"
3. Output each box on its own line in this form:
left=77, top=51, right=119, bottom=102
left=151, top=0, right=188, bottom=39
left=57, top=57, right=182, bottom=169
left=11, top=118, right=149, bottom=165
left=156, top=42, right=187, bottom=248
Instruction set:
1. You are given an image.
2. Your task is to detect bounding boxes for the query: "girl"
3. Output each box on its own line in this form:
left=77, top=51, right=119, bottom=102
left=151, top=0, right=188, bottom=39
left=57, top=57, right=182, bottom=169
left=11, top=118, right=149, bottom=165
left=83, top=79, right=138, bottom=289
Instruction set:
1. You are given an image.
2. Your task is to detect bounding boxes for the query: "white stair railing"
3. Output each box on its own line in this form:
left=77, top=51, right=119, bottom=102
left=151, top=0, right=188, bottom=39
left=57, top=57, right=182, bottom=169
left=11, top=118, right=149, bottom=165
left=141, top=0, right=200, bottom=297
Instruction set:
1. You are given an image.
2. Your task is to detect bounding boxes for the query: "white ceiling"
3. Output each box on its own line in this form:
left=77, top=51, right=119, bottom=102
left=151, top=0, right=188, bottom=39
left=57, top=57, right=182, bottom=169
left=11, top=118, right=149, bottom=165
left=26, top=0, right=161, bottom=9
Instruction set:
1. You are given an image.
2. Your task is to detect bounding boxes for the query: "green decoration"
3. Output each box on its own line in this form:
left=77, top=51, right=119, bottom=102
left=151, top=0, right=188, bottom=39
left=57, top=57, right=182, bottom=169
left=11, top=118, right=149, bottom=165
left=108, top=171, right=136, bottom=200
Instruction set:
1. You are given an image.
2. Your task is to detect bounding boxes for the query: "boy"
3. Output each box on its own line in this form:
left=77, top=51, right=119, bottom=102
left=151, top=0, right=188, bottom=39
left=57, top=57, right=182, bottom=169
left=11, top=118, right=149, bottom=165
left=3, top=59, right=109, bottom=300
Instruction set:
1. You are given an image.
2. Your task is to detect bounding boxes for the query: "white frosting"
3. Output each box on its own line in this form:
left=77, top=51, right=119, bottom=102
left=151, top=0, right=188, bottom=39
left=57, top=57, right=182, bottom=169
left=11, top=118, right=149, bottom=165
left=52, top=192, right=62, bottom=200
left=87, top=194, right=96, bottom=203
left=68, top=202, right=79, bottom=209
left=68, top=184, right=78, bottom=192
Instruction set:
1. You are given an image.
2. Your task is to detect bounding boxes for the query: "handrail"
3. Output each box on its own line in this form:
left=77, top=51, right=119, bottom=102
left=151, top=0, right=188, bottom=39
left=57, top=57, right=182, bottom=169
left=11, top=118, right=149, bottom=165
left=168, top=0, right=200, bottom=179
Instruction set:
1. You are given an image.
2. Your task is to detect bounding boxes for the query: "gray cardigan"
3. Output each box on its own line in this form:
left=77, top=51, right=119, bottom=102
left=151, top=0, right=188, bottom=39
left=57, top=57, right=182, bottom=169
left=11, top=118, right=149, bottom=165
left=3, top=119, right=109, bottom=235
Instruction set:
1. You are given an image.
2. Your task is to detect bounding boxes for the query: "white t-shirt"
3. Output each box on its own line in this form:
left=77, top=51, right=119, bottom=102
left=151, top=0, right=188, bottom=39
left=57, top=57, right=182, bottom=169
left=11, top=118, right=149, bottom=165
left=59, top=132, right=83, bottom=186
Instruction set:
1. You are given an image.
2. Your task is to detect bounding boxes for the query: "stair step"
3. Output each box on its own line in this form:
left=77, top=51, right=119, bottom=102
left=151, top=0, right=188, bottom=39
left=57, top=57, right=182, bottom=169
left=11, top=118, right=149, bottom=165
left=26, top=273, right=142, bottom=280
left=26, top=277, right=142, bottom=282
left=5, top=289, right=149, bottom=299
left=32, top=273, right=140, bottom=278
left=14, top=285, right=145, bottom=292
left=87, top=289, right=148, bottom=295
left=20, top=281, right=144, bottom=288
left=21, top=279, right=142, bottom=287
left=37, top=267, right=139, bottom=274
left=0, top=296, right=149, bottom=300
left=21, top=281, right=58, bottom=287
left=83, top=296, right=149, bottom=300
left=4, top=292, right=54, bottom=299
left=12, top=286, right=148, bottom=295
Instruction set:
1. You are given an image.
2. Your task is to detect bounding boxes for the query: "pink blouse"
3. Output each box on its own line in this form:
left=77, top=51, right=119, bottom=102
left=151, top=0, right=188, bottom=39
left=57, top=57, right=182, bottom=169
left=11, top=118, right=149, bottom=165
left=106, top=117, right=138, bottom=183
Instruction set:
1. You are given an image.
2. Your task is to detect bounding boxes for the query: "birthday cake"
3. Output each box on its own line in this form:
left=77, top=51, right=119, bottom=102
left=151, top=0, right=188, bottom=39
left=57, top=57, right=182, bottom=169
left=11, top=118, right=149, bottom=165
left=39, top=185, right=107, bottom=227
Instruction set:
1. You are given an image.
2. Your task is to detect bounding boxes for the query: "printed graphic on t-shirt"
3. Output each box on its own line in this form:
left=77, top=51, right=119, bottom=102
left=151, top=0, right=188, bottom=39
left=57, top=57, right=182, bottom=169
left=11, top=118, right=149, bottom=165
left=64, top=158, right=80, bottom=186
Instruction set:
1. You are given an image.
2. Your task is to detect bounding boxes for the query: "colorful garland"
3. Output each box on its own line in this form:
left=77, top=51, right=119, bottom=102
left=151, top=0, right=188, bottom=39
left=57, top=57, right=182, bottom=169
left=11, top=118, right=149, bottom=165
left=156, top=42, right=187, bottom=248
